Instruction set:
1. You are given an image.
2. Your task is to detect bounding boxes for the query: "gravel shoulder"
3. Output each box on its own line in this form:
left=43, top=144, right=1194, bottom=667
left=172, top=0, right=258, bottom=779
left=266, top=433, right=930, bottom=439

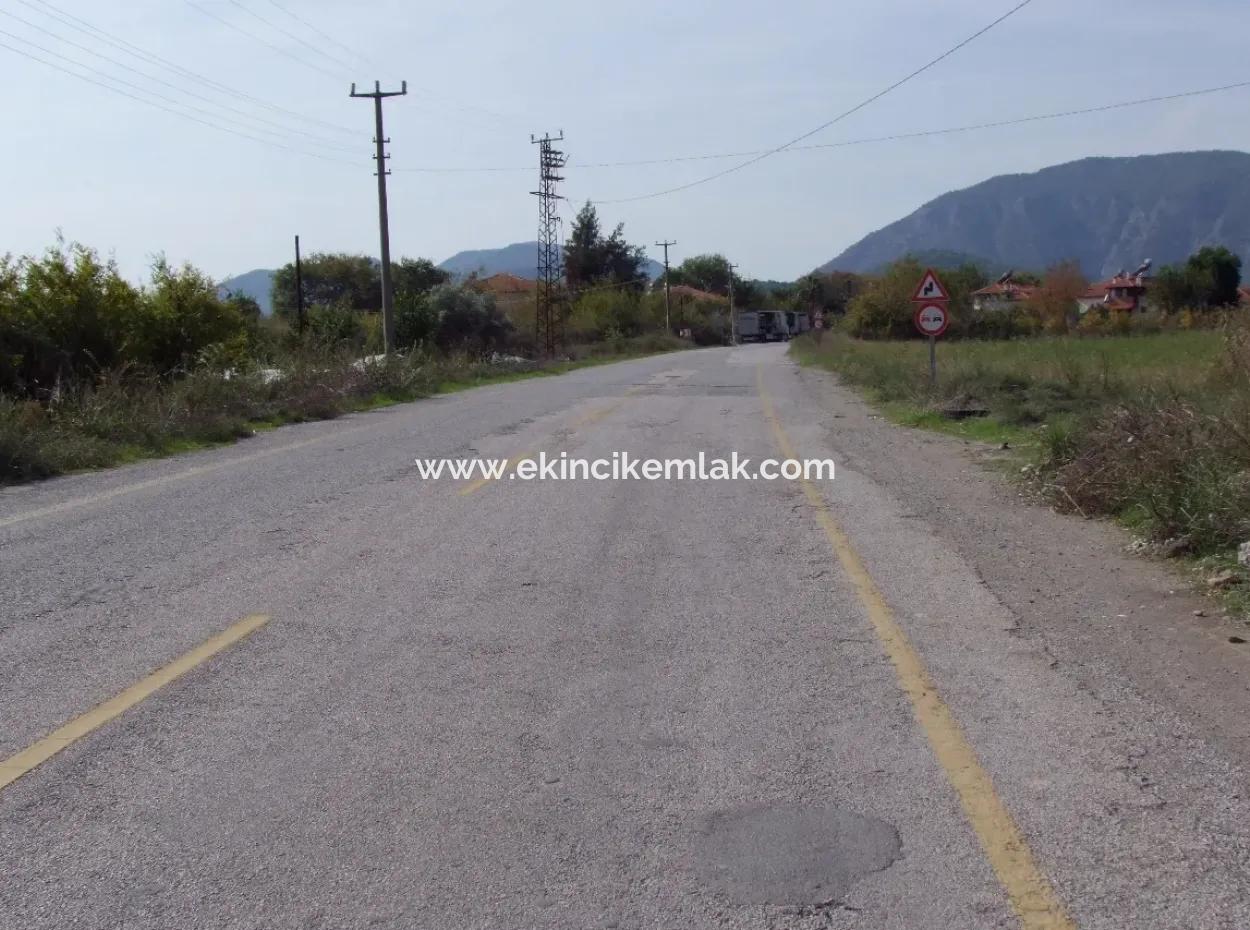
left=790, top=357, right=1250, bottom=762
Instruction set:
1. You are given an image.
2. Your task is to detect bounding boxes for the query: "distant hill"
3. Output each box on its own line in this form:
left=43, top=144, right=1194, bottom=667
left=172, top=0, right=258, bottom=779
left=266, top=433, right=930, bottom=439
left=219, top=269, right=275, bottom=315
left=865, top=249, right=1008, bottom=277
left=820, top=151, right=1250, bottom=278
left=439, top=241, right=664, bottom=280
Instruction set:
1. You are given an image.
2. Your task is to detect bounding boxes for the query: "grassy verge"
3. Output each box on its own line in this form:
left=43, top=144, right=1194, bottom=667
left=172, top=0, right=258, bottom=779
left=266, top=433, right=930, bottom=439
left=792, top=327, right=1250, bottom=620
left=0, top=334, right=688, bottom=484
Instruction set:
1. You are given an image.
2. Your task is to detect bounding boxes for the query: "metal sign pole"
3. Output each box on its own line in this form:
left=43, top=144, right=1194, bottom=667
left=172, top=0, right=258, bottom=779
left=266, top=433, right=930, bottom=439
left=929, top=335, right=937, bottom=387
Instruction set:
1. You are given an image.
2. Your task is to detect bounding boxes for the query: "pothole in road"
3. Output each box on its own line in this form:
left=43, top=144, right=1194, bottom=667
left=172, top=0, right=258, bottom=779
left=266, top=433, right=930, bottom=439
left=691, top=803, right=900, bottom=906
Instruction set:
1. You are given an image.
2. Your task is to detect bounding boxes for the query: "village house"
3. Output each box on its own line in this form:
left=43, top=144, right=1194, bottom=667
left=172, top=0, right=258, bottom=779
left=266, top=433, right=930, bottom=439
left=971, top=273, right=1038, bottom=312
left=1076, top=261, right=1153, bottom=314
left=469, top=272, right=537, bottom=298
left=667, top=284, right=727, bottom=304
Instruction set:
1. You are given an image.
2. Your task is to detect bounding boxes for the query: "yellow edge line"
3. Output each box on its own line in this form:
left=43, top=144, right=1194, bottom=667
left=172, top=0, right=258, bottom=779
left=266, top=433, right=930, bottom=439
left=756, top=365, right=1075, bottom=930
left=0, top=421, right=379, bottom=530
left=0, top=613, right=271, bottom=792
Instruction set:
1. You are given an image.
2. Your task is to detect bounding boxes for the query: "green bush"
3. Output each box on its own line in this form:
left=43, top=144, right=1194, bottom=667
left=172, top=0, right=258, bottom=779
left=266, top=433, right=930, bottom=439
left=428, top=285, right=513, bottom=357
left=0, top=242, right=251, bottom=396
left=395, top=293, right=439, bottom=349
left=569, top=290, right=647, bottom=341
left=307, top=303, right=367, bottom=350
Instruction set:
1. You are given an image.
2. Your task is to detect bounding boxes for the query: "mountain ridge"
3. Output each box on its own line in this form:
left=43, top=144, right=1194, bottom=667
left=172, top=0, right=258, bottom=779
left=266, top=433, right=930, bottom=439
left=439, top=241, right=664, bottom=281
left=820, top=151, right=1250, bottom=278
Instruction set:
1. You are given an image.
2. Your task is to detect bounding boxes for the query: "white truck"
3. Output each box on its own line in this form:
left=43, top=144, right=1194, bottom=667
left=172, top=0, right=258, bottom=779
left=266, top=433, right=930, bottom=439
left=736, top=310, right=791, bottom=343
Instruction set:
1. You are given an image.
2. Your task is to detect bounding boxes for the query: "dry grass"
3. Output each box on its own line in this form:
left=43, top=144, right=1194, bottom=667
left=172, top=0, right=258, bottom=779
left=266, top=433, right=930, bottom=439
left=793, top=322, right=1250, bottom=557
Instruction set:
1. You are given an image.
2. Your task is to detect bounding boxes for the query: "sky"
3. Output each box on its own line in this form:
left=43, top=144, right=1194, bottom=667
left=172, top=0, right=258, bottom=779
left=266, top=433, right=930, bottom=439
left=3, top=0, right=1249, bottom=284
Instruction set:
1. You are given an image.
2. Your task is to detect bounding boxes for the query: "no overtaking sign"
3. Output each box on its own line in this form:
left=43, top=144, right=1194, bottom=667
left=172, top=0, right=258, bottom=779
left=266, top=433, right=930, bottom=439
left=914, top=303, right=949, bottom=337
left=910, top=268, right=950, bottom=384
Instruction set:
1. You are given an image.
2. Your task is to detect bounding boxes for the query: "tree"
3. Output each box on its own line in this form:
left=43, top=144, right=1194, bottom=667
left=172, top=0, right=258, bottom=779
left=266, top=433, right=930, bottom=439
left=394, top=293, right=439, bottom=349
left=1026, top=260, right=1086, bottom=334
left=222, top=292, right=262, bottom=323
left=845, top=258, right=987, bottom=339
left=669, top=254, right=733, bottom=295
left=271, top=253, right=452, bottom=323
left=135, top=258, right=250, bottom=374
left=428, top=285, right=513, bottom=356
left=845, top=258, right=923, bottom=339
left=0, top=241, right=143, bottom=394
left=1153, top=265, right=1195, bottom=313
left=272, top=252, right=379, bottom=318
left=600, top=224, right=647, bottom=289
left=1154, top=246, right=1242, bottom=311
left=563, top=201, right=603, bottom=289
left=1187, top=245, right=1242, bottom=307
left=563, top=201, right=647, bottom=291
left=393, top=258, right=449, bottom=300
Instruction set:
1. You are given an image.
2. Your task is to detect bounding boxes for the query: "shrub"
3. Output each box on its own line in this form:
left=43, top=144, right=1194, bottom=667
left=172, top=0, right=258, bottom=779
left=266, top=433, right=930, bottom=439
left=395, top=293, right=439, bottom=349
left=308, top=303, right=367, bottom=350
left=429, top=285, right=513, bottom=357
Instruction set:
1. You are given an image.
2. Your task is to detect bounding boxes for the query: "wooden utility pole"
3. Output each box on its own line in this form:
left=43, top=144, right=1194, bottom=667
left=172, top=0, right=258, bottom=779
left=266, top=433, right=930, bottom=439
left=728, top=262, right=739, bottom=344
left=294, top=235, right=306, bottom=336
left=350, top=80, right=407, bottom=354
left=655, top=240, right=676, bottom=333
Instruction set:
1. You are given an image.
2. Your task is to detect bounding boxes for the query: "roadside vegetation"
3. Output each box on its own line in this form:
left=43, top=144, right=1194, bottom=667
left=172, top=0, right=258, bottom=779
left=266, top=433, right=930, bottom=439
left=793, top=248, right=1250, bottom=614
left=0, top=233, right=686, bottom=484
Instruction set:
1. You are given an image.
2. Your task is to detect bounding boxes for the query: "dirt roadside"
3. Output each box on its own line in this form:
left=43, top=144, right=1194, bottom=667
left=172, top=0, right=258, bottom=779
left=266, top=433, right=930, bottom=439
left=794, top=360, right=1250, bottom=765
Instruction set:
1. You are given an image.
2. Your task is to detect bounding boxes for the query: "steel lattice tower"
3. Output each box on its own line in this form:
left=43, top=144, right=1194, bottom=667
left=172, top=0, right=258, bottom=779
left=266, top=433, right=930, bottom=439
left=531, top=132, right=567, bottom=358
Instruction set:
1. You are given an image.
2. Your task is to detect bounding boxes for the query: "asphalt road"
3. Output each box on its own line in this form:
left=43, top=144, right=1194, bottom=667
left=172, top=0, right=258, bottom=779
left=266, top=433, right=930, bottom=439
left=2, top=344, right=1249, bottom=929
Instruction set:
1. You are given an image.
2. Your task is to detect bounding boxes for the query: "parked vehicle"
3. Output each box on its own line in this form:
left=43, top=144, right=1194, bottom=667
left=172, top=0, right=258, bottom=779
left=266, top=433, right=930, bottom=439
left=786, top=311, right=811, bottom=336
left=736, top=310, right=791, bottom=342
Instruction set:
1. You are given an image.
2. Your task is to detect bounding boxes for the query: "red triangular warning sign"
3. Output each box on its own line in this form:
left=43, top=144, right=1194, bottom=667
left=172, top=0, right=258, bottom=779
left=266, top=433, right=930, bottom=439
left=910, top=268, right=950, bottom=303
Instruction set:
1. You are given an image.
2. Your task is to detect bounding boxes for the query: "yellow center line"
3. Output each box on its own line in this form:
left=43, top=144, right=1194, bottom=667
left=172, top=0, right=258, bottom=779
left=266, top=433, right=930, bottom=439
left=458, top=450, right=536, bottom=496
left=458, top=382, right=650, bottom=496
left=756, top=365, right=1075, bottom=930
left=0, top=614, right=271, bottom=793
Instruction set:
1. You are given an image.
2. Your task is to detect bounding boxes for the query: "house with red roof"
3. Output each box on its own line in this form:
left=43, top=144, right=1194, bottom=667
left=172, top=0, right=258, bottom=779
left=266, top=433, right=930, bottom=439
left=667, top=284, right=728, bottom=304
left=971, top=275, right=1039, bottom=312
left=470, top=272, right=537, bottom=297
left=1077, top=263, right=1154, bottom=315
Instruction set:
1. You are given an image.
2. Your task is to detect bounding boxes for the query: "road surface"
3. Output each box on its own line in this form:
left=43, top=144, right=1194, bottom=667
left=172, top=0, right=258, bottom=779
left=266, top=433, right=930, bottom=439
left=2, top=344, right=1249, bottom=929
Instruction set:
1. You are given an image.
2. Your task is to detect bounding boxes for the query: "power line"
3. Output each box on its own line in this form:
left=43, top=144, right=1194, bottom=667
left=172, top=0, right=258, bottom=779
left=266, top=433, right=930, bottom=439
left=185, top=0, right=346, bottom=82
left=224, top=0, right=357, bottom=73
left=263, top=0, right=527, bottom=131
left=0, top=35, right=356, bottom=165
left=0, top=8, right=358, bottom=152
left=263, top=0, right=373, bottom=67
left=17, top=0, right=356, bottom=136
left=391, top=80, right=1250, bottom=176
left=591, top=0, right=1037, bottom=204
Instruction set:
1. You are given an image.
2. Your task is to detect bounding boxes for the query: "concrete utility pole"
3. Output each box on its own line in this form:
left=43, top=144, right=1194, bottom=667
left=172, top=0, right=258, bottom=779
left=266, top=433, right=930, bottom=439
left=728, top=262, right=739, bottom=345
left=294, top=235, right=306, bottom=336
left=350, top=80, right=407, bottom=354
left=655, top=240, right=676, bottom=333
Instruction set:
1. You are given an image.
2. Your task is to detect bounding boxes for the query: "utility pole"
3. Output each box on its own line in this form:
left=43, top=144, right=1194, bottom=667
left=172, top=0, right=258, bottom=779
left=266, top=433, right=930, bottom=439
left=655, top=240, right=676, bottom=333
left=531, top=132, right=567, bottom=358
left=294, top=234, right=306, bottom=336
left=728, top=262, right=739, bottom=345
left=350, top=80, right=407, bottom=354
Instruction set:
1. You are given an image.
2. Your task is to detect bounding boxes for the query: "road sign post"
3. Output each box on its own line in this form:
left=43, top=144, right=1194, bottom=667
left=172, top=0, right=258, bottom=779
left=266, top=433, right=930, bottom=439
left=910, top=269, right=951, bottom=388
